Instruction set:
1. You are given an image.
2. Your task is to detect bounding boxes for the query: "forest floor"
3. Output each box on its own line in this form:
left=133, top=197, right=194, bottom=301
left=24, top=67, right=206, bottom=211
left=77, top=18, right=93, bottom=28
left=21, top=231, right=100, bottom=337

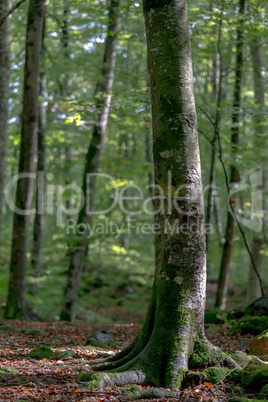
left=0, top=320, right=257, bottom=401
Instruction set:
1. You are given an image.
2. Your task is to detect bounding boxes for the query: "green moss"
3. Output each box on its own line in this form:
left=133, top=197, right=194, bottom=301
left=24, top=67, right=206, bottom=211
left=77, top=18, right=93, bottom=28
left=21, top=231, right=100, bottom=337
left=21, top=329, right=45, bottom=336
left=226, top=351, right=252, bottom=365
left=257, top=329, right=268, bottom=340
left=204, top=309, right=224, bottom=324
left=189, top=334, right=225, bottom=368
left=241, top=361, right=268, bottom=392
left=0, top=325, right=17, bottom=332
left=0, top=364, right=18, bottom=374
left=84, top=339, right=111, bottom=349
left=260, top=384, right=268, bottom=399
left=204, top=367, right=230, bottom=384
left=228, top=369, right=242, bottom=383
left=231, top=315, right=268, bottom=335
left=27, top=346, right=54, bottom=360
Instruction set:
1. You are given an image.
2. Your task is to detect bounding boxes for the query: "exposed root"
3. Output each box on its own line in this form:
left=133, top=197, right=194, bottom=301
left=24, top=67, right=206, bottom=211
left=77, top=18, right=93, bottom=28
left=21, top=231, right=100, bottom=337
left=189, top=334, right=241, bottom=370
left=86, top=369, right=146, bottom=391
left=120, top=387, right=181, bottom=399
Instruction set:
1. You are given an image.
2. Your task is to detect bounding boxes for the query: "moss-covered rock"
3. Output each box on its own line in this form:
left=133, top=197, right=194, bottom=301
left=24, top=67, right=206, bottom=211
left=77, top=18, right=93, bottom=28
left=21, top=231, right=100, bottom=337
left=58, top=350, right=77, bottom=359
left=231, top=315, right=268, bottom=335
left=0, top=324, right=17, bottom=332
left=228, top=368, right=243, bottom=383
left=260, top=383, right=268, bottom=399
left=20, top=329, right=45, bottom=336
left=27, top=346, right=54, bottom=360
left=0, top=364, right=18, bottom=374
left=241, top=360, right=268, bottom=392
left=84, top=339, right=111, bottom=349
left=182, top=371, right=205, bottom=388
left=204, top=366, right=230, bottom=384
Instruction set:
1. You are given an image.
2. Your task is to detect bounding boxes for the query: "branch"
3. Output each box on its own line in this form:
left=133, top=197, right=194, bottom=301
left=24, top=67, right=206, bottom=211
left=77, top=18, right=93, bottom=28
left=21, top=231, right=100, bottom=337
left=0, top=0, right=27, bottom=28
left=197, top=105, right=265, bottom=297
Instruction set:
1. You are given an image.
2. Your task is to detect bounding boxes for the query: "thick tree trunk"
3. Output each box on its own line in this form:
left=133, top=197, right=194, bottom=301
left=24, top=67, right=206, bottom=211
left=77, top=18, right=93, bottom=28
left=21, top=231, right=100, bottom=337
left=215, top=0, right=247, bottom=310
left=0, top=0, right=11, bottom=242
left=5, top=0, right=45, bottom=319
left=85, top=0, right=239, bottom=391
left=60, top=0, right=121, bottom=322
left=247, top=38, right=266, bottom=304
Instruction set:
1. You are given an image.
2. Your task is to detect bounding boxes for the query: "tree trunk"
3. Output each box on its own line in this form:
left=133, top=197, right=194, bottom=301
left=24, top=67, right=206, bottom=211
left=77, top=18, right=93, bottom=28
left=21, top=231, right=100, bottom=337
left=247, top=37, right=266, bottom=304
left=5, top=0, right=45, bottom=319
left=85, top=0, right=239, bottom=391
left=0, top=0, right=11, bottom=242
left=215, top=0, right=247, bottom=310
left=206, top=2, right=223, bottom=253
left=60, top=0, right=121, bottom=322
left=30, top=16, right=46, bottom=295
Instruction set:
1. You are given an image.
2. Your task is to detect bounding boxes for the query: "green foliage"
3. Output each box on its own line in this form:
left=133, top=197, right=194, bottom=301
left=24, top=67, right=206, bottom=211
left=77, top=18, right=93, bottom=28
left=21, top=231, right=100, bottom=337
left=20, top=329, right=45, bottom=336
left=231, top=316, right=268, bottom=335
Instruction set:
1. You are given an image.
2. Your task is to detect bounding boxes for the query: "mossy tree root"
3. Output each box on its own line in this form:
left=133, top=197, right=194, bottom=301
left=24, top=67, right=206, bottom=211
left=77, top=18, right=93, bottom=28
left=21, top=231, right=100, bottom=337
left=88, top=333, right=240, bottom=391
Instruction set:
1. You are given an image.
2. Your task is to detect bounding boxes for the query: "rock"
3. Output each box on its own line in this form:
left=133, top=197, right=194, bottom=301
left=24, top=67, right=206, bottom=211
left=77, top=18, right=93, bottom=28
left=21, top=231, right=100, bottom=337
left=204, top=367, right=230, bottom=384
left=260, top=383, right=268, bottom=399
left=85, top=329, right=113, bottom=346
left=241, top=359, right=268, bottom=392
left=249, top=330, right=268, bottom=360
left=249, top=296, right=268, bottom=316
left=231, top=315, right=268, bottom=335
left=20, top=329, right=45, bottom=336
left=0, top=324, right=17, bottom=332
left=27, top=346, right=54, bottom=360
left=58, top=350, right=77, bottom=359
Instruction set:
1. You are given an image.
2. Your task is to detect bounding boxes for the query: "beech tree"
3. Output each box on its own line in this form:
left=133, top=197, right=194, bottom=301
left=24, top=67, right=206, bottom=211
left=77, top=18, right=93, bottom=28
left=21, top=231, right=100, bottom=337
left=60, top=0, right=122, bottom=322
left=5, top=0, right=45, bottom=319
left=0, top=0, right=11, bottom=241
left=84, top=0, right=238, bottom=390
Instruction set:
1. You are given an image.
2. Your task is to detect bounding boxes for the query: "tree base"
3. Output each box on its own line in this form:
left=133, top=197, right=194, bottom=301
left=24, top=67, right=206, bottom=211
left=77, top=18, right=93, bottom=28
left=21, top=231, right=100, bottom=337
left=87, top=333, right=240, bottom=390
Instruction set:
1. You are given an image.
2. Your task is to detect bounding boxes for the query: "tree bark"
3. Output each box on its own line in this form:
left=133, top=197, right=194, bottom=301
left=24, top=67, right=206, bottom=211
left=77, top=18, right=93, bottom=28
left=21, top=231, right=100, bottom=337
left=247, top=37, right=266, bottom=304
left=0, top=0, right=11, bottom=242
left=5, top=0, right=45, bottom=319
left=85, top=0, right=239, bottom=391
left=206, top=2, right=224, bottom=253
left=30, top=16, right=46, bottom=295
left=60, top=0, right=121, bottom=322
left=215, top=0, right=247, bottom=310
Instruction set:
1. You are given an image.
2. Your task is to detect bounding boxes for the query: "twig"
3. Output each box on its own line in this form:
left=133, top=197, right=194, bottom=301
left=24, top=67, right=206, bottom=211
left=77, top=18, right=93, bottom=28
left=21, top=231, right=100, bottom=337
left=0, top=0, right=27, bottom=28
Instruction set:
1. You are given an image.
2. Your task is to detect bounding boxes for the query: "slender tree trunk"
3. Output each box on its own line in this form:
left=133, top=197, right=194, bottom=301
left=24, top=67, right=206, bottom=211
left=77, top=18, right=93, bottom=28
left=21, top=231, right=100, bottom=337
left=60, top=0, right=121, bottom=322
left=206, top=2, right=224, bottom=252
left=62, top=0, right=73, bottom=210
left=0, top=0, right=11, bottom=242
left=247, top=37, right=266, bottom=304
left=215, top=0, right=247, bottom=309
left=5, top=0, right=45, bottom=319
left=30, top=17, right=46, bottom=295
